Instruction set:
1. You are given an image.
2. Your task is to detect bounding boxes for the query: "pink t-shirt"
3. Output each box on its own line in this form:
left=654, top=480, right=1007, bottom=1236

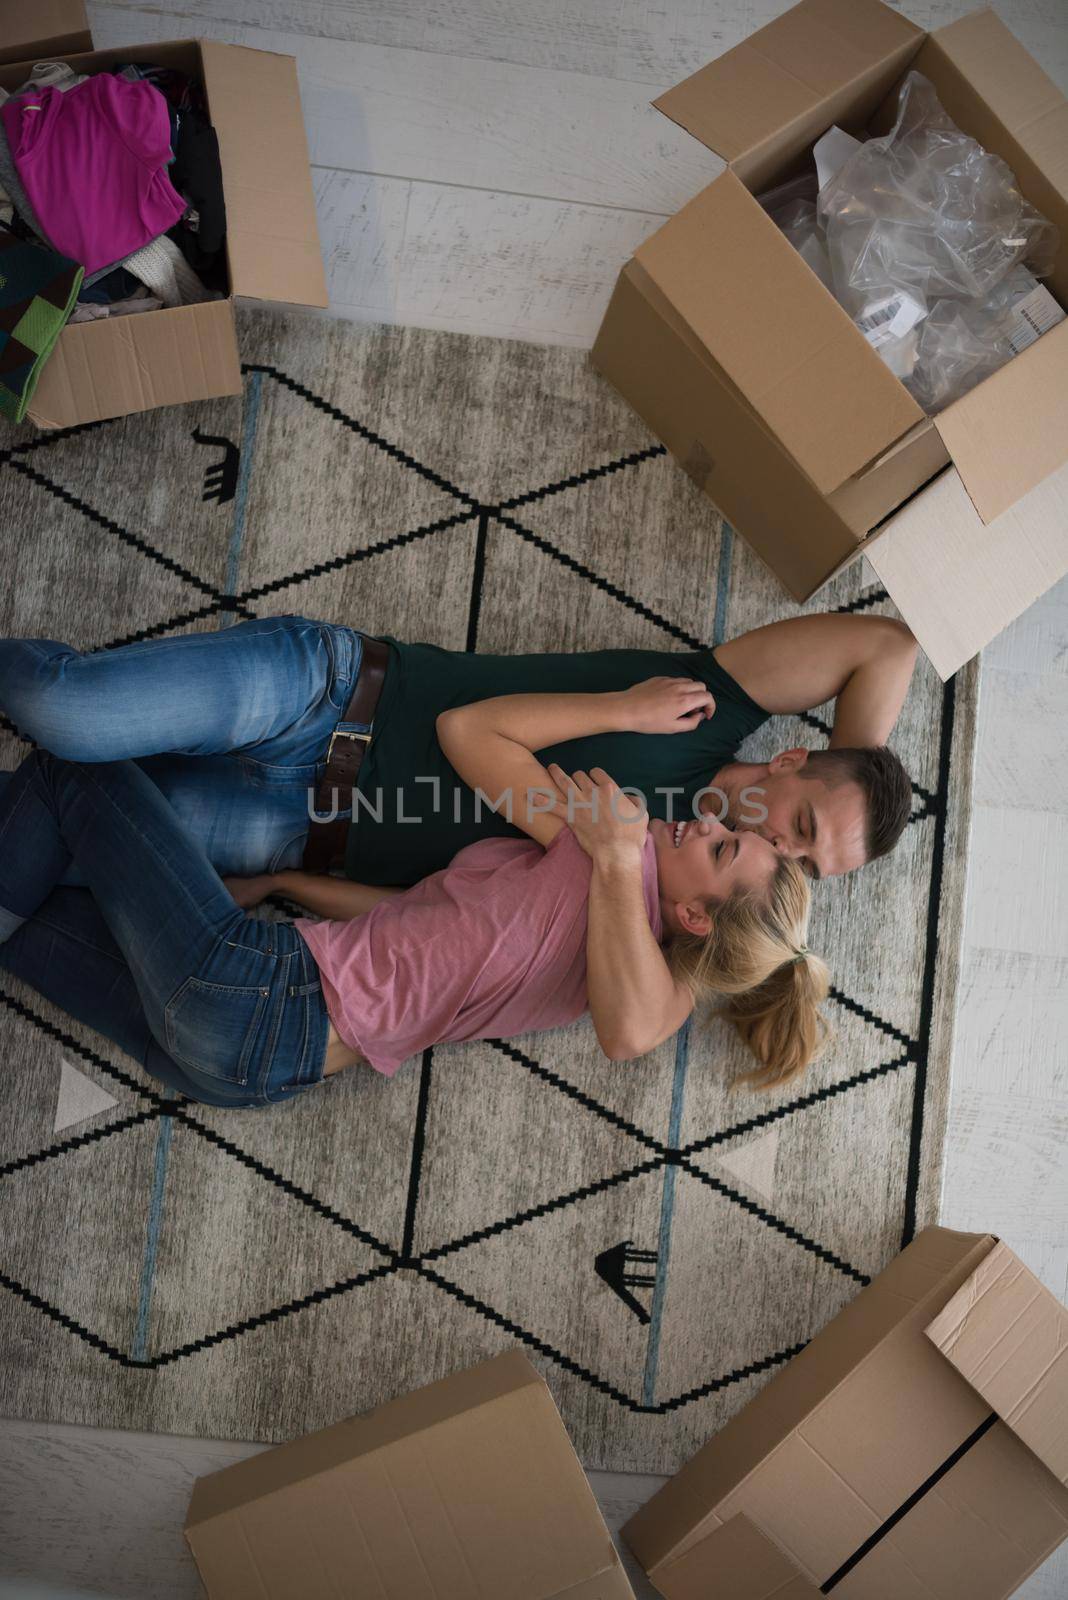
left=2, top=76, right=187, bottom=274
left=295, top=829, right=663, bottom=1076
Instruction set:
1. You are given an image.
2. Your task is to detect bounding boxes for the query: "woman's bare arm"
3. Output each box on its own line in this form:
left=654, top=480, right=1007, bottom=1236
left=272, top=870, right=403, bottom=919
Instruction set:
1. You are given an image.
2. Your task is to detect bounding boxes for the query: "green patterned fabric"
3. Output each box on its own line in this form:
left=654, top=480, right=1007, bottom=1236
left=0, top=229, right=82, bottom=423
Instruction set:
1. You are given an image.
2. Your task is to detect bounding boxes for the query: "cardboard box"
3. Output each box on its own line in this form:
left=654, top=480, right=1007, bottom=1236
left=622, top=1228, right=1068, bottom=1599
left=591, top=0, right=1068, bottom=678
left=184, top=1349, right=637, bottom=1599
left=0, top=20, right=328, bottom=428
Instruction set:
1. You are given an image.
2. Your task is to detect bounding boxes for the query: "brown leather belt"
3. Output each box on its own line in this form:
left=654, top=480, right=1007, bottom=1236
left=302, top=634, right=390, bottom=874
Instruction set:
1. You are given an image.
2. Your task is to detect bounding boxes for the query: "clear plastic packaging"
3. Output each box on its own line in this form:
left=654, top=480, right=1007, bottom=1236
left=767, top=199, right=835, bottom=293
left=903, top=266, right=1049, bottom=413
left=768, top=71, right=1061, bottom=413
left=819, top=72, right=1058, bottom=316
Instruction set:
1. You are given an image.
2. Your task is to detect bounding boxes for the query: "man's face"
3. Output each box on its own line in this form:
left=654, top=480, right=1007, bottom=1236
left=728, top=749, right=869, bottom=880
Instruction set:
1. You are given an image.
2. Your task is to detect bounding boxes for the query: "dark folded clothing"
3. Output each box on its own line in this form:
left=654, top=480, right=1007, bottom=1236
left=170, top=115, right=225, bottom=256
left=0, top=227, right=82, bottom=422
left=78, top=265, right=143, bottom=305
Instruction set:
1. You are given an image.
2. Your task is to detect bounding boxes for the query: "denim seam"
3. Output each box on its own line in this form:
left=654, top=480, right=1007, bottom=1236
left=73, top=761, right=246, bottom=953
left=324, top=626, right=362, bottom=714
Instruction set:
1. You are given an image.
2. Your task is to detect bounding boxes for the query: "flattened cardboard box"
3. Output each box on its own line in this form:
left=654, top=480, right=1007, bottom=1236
left=0, top=20, right=328, bottom=428
left=184, top=1349, right=636, bottom=1599
left=591, top=0, right=1068, bottom=677
left=623, top=1229, right=1068, bottom=1600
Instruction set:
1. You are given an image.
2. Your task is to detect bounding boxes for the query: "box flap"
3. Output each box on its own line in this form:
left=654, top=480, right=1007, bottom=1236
left=934, top=320, right=1068, bottom=524
left=623, top=1229, right=994, bottom=1577
left=926, top=1242, right=1068, bottom=1487
left=927, top=9, right=1068, bottom=208
left=634, top=171, right=922, bottom=496
left=199, top=40, right=328, bottom=309
left=185, top=1350, right=636, bottom=1599
left=866, top=455, right=1068, bottom=680
left=0, top=0, right=91, bottom=66
left=27, top=300, right=242, bottom=429
left=654, top=1514, right=821, bottom=1598
left=652, top=0, right=923, bottom=186
left=185, top=1348, right=544, bottom=1529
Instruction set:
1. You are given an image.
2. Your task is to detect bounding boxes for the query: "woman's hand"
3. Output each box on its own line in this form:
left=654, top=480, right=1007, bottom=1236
left=221, top=872, right=279, bottom=910
left=546, top=764, right=648, bottom=862
left=618, top=676, right=715, bottom=734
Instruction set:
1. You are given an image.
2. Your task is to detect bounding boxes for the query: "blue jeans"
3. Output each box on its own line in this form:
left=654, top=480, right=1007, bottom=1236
left=0, top=614, right=367, bottom=1108
left=0, top=749, right=332, bottom=1109
left=0, top=612, right=367, bottom=882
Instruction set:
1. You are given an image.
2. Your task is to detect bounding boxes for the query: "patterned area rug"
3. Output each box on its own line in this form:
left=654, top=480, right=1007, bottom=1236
left=0, top=307, right=976, bottom=1473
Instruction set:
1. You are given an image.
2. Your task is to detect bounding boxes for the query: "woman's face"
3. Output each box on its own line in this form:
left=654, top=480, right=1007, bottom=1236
left=651, top=814, right=778, bottom=937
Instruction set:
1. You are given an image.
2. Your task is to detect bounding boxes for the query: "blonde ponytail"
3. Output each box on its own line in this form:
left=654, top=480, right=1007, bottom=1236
left=666, top=857, right=831, bottom=1087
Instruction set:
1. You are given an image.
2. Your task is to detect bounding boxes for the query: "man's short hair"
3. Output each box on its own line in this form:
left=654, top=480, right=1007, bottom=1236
left=801, top=746, right=913, bottom=863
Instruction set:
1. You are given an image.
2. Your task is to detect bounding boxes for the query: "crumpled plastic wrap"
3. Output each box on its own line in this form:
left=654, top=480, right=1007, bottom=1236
left=767, top=71, right=1061, bottom=413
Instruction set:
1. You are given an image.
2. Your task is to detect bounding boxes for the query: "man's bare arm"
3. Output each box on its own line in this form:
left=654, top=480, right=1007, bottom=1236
left=714, top=614, right=918, bottom=748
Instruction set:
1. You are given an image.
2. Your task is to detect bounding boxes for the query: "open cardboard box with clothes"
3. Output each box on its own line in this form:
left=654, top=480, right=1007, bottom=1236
left=0, top=5, right=327, bottom=428
left=592, top=0, right=1068, bottom=678
left=623, top=1228, right=1068, bottom=1599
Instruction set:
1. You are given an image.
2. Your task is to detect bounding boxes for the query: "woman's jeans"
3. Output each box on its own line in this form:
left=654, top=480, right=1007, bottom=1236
left=0, top=614, right=367, bottom=1108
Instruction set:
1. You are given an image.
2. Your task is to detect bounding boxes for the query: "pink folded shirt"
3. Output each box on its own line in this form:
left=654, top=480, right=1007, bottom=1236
left=1, top=75, right=187, bottom=275
left=295, top=828, right=663, bottom=1076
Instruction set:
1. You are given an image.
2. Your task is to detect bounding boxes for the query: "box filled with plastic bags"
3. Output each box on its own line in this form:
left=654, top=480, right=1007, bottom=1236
left=762, top=72, right=1062, bottom=416
left=593, top=0, right=1068, bottom=679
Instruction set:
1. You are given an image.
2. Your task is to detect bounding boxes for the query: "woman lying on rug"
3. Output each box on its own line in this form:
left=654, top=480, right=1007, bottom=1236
left=0, top=678, right=828, bottom=1111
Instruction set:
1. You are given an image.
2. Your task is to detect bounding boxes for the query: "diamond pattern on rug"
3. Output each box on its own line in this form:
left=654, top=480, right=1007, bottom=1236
left=0, top=307, right=977, bottom=1472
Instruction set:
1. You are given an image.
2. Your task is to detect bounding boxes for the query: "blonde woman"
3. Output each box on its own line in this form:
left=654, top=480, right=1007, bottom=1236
left=0, top=679, right=828, bottom=1108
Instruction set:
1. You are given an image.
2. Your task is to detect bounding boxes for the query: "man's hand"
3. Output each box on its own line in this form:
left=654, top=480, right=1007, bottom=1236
left=546, top=763, right=647, bottom=862
left=222, top=872, right=279, bottom=910
left=618, top=676, right=715, bottom=734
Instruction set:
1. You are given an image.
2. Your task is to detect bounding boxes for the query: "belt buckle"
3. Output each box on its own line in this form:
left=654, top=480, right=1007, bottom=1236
left=327, top=727, right=371, bottom=764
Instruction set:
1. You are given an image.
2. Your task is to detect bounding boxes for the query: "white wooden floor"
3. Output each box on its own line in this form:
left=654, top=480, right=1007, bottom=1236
left=1, top=1, right=1066, bottom=1595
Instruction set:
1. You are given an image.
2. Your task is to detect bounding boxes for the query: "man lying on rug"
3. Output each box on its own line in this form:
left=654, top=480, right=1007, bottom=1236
left=0, top=609, right=918, bottom=899
left=0, top=677, right=826, bottom=1109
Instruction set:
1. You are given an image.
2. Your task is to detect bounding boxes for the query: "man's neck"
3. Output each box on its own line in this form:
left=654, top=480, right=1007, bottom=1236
left=701, top=760, right=766, bottom=827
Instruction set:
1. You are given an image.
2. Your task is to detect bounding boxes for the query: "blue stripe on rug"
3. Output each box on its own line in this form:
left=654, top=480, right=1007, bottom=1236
left=130, top=1113, right=173, bottom=1364
left=642, top=1018, right=691, bottom=1406
left=222, top=367, right=264, bottom=623
left=642, top=524, right=733, bottom=1402
left=713, top=521, right=734, bottom=648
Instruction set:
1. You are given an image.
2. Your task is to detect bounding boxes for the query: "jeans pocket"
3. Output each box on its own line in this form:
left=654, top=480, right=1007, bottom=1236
left=164, top=975, right=271, bottom=1087
left=322, top=626, right=361, bottom=713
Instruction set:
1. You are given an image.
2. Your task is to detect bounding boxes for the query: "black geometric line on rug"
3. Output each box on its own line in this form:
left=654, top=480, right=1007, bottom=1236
left=415, top=1260, right=809, bottom=1414
left=0, top=1259, right=399, bottom=1372
left=5, top=458, right=232, bottom=605
left=398, top=1040, right=865, bottom=1302
left=902, top=671, right=955, bottom=1247
left=415, top=1124, right=867, bottom=1286
left=237, top=509, right=481, bottom=608
left=680, top=1050, right=914, bottom=1159
left=495, top=999, right=920, bottom=1129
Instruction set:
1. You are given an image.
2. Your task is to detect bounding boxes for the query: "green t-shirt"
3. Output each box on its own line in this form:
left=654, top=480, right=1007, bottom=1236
left=342, top=638, right=769, bottom=886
